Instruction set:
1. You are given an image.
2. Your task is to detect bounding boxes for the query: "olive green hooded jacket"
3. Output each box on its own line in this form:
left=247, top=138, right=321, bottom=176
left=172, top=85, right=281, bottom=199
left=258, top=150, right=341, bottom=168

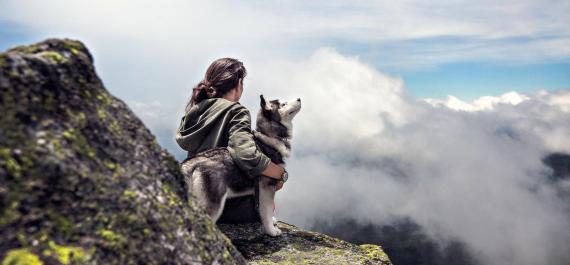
left=175, top=98, right=271, bottom=178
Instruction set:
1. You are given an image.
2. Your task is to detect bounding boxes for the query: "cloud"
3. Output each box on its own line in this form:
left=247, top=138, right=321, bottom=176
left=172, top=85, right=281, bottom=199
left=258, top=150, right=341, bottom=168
left=100, top=46, right=569, bottom=265
left=240, top=48, right=570, bottom=265
left=1, top=0, right=569, bottom=71
left=424, top=91, right=531, bottom=111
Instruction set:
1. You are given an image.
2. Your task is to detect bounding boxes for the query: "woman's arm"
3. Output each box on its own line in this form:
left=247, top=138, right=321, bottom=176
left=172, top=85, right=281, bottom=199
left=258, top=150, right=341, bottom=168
left=227, top=105, right=285, bottom=181
left=263, top=162, right=286, bottom=191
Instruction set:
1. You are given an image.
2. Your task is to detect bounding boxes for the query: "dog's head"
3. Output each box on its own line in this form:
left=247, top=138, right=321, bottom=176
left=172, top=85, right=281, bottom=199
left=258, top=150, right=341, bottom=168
left=260, top=95, right=301, bottom=123
left=257, top=95, right=301, bottom=137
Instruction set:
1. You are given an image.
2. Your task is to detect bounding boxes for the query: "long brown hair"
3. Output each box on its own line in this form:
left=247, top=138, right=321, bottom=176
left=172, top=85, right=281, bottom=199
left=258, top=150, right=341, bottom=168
left=186, top=58, right=247, bottom=112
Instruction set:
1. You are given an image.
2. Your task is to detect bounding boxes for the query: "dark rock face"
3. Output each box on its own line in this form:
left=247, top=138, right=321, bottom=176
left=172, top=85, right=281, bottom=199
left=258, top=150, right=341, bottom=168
left=0, top=39, right=246, bottom=264
left=219, top=221, right=392, bottom=264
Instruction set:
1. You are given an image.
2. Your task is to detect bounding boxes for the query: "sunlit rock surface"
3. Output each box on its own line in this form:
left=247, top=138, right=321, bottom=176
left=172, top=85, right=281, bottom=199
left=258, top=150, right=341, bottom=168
left=219, top=222, right=392, bottom=264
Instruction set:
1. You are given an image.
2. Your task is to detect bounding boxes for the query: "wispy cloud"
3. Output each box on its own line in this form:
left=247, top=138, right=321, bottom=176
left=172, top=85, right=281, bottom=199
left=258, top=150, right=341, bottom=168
left=1, top=0, right=569, bottom=69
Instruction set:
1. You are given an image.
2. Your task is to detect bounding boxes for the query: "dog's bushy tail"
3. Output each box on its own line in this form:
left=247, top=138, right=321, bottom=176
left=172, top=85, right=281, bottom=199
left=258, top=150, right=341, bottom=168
left=180, top=161, right=197, bottom=190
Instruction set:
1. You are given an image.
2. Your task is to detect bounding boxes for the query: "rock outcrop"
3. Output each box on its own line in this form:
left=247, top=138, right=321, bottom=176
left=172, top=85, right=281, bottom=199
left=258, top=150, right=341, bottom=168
left=0, top=38, right=245, bottom=264
left=0, top=38, right=392, bottom=264
left=219, top=222, right=392, bottom=264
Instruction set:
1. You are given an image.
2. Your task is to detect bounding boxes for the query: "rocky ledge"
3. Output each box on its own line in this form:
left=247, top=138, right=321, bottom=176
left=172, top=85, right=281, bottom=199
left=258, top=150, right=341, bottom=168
left=0, top=38, right=391, bottom=264
left=219, top=221, right=391, bottom=264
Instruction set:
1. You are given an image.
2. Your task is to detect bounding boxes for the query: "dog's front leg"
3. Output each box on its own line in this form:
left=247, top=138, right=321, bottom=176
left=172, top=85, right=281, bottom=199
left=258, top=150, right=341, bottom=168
left=259, top=178, right=281, bottom=236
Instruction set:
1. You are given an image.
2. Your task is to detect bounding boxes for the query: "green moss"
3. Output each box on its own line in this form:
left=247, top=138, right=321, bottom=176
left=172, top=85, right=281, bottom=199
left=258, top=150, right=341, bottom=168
left=0, top=148, right=22, bottom=178
left=62, top=129, right=76, bottom=140
left=62, top=41, right=84, bottom=54
left=108, top=120, right=122, bottom=136
left=46, top=241, right=88, bottom=265
left=162, top=183, right=183, bottom=207
left=39, top=51, right=67, bottom=64
left=360, top=244, right=390, bottom=262
left=46, top=211, right=73, bottom=238
left=104, top=161, right=116, bottom=170
left=111, top=164, right=123, bottom=178
left=83, top=89, right=92, bottom=99
left=2, top=249, right=43, bottom=265
left=43, top=89, right=56, bottom=111
left=16, top=229, right=27, bottom=246
left=65, top=109, right=87, bottom=128
left=61, top=128, right=97, bottom=159
left=97, top=229, right=127, bottom=247
left=0, top=201, right=21, bottom=226
left=96, top=93, right=113, bottom=105
left=77, top=113, right=86, bottom=127
left=96, top=108, right=107, bottom=120
left=122, top=190, right=137, bottom=200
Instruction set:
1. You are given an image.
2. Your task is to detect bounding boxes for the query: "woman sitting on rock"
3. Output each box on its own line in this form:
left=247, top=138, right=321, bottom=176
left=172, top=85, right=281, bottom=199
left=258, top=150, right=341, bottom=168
left=175, top=58, right=285, bottom=223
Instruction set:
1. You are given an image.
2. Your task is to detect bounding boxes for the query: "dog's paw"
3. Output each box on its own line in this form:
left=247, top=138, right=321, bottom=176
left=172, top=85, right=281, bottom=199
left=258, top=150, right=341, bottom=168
left=264, top=226, right=282, bottom=237
left=272, top=216, right=279, bottom=226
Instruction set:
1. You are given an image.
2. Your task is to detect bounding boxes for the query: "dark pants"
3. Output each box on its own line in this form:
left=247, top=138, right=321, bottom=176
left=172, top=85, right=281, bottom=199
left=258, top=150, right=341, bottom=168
left=216, top=195, right=260, bottom=224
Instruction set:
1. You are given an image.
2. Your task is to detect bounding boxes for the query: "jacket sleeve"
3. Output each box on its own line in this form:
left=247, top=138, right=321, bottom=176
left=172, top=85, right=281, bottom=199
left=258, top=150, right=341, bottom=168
left=227, top=105, right=271, bottom=178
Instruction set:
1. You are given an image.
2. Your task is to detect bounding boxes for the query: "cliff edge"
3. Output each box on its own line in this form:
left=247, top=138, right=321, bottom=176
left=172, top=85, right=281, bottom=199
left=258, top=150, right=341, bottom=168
left=219, top=222, right=391, bottom=264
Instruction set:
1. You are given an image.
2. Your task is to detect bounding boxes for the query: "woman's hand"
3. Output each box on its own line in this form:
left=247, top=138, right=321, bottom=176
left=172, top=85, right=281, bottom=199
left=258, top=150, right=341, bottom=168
left=261, top=162, right=286, bottom=180
left=275, top=181, right=284, bottom=191
left=262, top=162, right=286, bottom=191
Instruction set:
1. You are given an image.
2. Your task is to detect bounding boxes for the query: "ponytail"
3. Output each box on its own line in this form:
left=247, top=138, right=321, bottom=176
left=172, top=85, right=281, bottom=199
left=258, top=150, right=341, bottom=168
left=185, top=58, right=247, bottom=112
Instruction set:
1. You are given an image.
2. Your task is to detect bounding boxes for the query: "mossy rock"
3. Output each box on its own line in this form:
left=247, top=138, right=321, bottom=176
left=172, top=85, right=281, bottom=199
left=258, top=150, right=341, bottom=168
left=0, top=38, right=245, bottom=264
left=219, top=222, right=392, bottom=264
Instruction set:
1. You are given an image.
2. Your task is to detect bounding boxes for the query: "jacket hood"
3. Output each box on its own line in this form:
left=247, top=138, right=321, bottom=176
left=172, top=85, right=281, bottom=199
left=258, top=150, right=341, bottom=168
left=175, top=98, right=240, bottom=154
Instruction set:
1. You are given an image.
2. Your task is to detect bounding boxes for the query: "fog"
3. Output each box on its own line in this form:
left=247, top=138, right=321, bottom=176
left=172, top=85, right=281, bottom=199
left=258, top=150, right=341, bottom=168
left=248, top=49, right=570, bottom=265
left=130, top=48, right=570, bottom=265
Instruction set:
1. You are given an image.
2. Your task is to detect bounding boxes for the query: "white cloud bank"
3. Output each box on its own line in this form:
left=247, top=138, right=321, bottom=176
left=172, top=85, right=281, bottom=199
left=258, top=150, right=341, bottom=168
left=244, top=49, right=570, bottom=265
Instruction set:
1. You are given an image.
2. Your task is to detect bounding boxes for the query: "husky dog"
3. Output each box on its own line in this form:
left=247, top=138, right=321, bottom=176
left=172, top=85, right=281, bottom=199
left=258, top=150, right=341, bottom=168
left=180, top=95, right=301, bottom=236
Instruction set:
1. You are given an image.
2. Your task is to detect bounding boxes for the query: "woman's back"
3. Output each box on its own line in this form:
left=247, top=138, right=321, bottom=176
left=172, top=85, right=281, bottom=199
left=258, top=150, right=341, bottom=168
left=177, top=98, right=268, bottom=223
left=176, top=98, right=240, bottom=156
left=176, top=97, right=271, bottom=179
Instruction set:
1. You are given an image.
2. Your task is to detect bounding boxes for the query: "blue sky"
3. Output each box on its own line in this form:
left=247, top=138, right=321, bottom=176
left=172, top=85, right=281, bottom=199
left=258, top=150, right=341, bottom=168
left=401, top=62, right=570, bottom=100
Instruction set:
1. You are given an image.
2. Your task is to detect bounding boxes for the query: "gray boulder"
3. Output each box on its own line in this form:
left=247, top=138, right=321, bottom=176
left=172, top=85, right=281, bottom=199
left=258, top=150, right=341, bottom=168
left=0, top=38, right=245, bottom=265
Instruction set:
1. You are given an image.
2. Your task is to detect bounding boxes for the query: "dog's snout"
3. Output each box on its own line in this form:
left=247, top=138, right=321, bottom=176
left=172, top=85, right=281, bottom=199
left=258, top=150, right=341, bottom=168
left=297, top=98, right=301, bottom=102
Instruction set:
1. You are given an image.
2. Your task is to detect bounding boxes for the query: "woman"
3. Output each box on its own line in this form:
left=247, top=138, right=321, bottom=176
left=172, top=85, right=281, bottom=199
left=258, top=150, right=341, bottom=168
left=175, top=58, right=285, bottom=223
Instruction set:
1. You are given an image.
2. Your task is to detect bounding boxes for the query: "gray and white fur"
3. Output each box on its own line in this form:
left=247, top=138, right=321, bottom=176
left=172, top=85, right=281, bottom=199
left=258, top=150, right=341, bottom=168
left=180, top=95, right=301, bottom=236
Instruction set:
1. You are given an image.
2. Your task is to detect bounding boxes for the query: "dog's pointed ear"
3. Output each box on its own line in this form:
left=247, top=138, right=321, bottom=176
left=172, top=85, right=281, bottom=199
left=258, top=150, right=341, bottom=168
left=260, top=94, right=274, bottom=119
left=260, top=95, right=268, bottom=110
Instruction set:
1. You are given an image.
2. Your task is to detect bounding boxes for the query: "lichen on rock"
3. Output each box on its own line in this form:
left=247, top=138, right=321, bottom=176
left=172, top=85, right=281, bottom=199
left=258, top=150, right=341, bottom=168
left=0, top=38, right=245, bottom=264
left=219, top=222, right=392, bottom=264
